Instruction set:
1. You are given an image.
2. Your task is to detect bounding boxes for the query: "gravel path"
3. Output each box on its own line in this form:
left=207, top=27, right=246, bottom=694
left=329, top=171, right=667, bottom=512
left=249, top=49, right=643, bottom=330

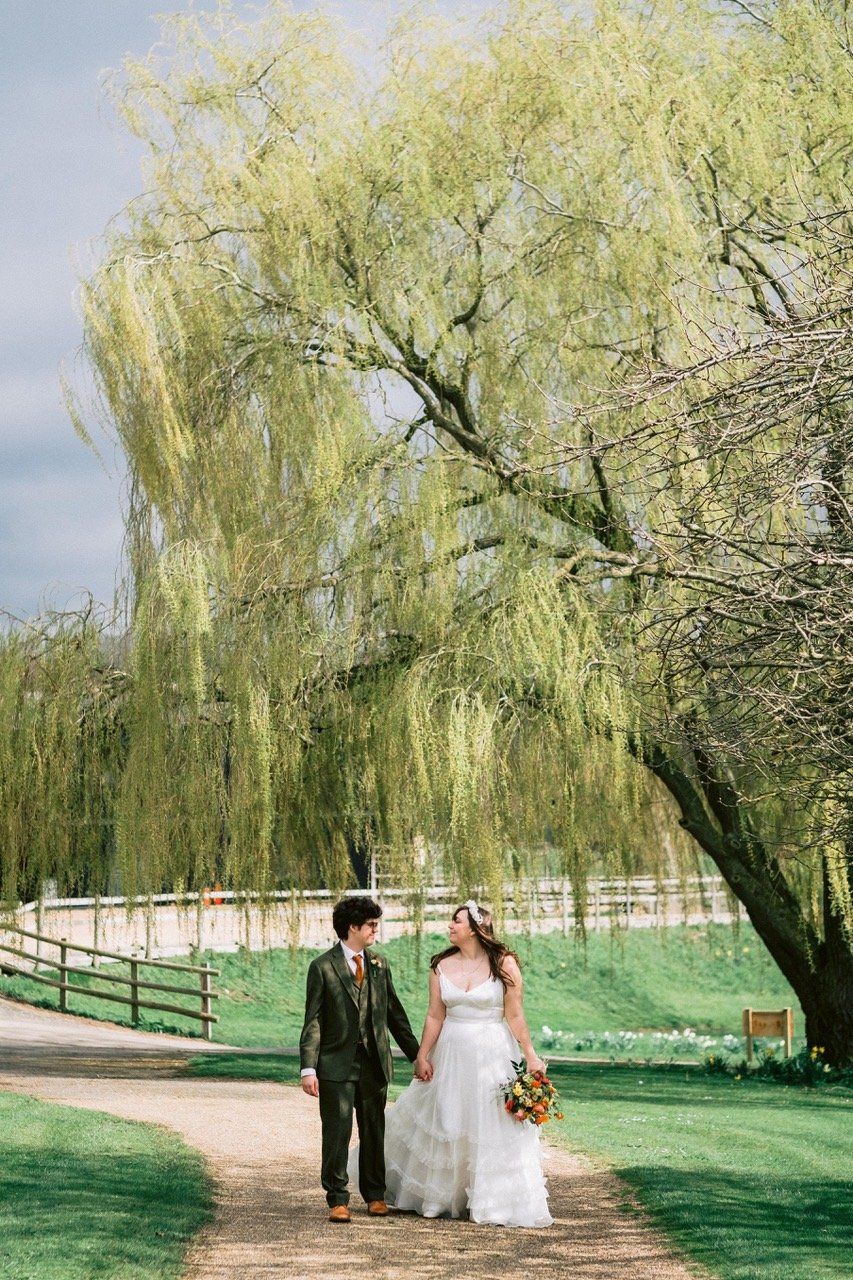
left=0, top=996, right=707, bottom=1279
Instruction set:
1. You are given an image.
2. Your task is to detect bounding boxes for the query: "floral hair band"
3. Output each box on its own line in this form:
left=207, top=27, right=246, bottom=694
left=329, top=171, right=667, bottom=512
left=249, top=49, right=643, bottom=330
left=465, top=899, right=483, bottom=925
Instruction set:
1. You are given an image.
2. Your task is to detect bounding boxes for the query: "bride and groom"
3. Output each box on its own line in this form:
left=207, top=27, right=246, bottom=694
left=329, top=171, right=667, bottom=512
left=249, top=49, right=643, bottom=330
left=299, top=894, right=553, bottom=1228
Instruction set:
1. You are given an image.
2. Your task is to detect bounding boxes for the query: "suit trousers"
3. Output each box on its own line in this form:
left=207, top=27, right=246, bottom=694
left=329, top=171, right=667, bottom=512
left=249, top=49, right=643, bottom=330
left=318, top=1047, right=388, bottom=1206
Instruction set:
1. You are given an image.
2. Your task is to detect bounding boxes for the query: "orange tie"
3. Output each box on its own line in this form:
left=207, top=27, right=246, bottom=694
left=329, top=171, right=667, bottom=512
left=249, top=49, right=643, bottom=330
left=354, top=954, right=364, bottom=987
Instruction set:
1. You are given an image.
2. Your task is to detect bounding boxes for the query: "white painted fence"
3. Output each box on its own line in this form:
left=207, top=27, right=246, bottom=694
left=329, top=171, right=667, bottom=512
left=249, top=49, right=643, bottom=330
left=2, top=875, right=736, bottom=962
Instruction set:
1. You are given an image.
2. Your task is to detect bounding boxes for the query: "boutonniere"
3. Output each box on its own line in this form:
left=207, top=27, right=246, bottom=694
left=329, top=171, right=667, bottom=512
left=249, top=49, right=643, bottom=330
left=369, top=955, right=382, bottom=968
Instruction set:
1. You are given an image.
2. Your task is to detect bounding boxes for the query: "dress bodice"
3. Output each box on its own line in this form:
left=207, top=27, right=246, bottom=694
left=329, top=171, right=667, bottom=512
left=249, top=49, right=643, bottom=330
left=438, top=969, right=505, bottom=1022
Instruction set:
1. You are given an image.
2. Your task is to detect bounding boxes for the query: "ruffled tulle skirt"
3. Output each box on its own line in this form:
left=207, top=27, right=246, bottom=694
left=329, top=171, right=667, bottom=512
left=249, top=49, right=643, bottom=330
left=371, top=1015, right=552, bottom=1228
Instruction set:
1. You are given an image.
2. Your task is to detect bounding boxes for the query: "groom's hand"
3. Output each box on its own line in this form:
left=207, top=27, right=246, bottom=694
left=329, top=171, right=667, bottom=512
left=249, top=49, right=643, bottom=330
left=413, top=1055, right=433, bottom=1082
left=301, top=1072, right=320, bottom=1097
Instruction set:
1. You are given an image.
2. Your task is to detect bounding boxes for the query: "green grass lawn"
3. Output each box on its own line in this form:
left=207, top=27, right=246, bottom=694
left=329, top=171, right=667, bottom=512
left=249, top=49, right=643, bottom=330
left=0, top=1091, right=212, bottom=1280
left=0, top=923, right=800, bottom=1058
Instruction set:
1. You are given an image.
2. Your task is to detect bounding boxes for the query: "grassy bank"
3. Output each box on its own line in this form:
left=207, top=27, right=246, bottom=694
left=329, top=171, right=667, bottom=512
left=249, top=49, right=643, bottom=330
left=0, top=1092, right=212, bottom=1280
left=0, top=924, right=800, bottom=1055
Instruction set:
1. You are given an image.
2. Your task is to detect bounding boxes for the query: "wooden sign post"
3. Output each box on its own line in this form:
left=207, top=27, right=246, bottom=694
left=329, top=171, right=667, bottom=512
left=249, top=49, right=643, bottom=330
left=742, top=1007, right=794, bottom=1062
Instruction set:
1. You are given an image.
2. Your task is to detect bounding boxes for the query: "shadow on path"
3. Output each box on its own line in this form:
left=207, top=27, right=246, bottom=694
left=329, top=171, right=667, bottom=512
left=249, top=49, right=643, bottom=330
left=0, top=992, right=241, bottom=1077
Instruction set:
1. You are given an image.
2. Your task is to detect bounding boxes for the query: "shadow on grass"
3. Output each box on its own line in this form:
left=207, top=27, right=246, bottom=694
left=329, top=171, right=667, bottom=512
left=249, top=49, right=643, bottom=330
left=540, top=1063, right=852, bottom=1280
left=186, top=1051, right=301, bottom=1085
left=616, top=1165, right=852, bottom=1280
left=546, top=1061, right=853, bottom=1108
left=0, top=1104, right=211, bottom=1280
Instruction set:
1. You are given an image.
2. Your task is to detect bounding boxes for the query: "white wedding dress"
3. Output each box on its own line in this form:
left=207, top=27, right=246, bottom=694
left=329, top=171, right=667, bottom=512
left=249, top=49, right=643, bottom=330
left=370, top=967, right=553, bottom=1227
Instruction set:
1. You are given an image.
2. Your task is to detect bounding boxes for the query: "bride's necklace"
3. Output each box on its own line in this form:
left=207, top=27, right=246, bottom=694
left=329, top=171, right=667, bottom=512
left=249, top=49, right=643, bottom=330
left=458, top=951, right=487, bottom=991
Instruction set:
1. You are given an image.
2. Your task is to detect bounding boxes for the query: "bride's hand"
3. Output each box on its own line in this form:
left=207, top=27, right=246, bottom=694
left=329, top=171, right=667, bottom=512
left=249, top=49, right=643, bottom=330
left=413, top=1054, right=433, bottom=1081
left=527, top=1053, right=547, bottom=1076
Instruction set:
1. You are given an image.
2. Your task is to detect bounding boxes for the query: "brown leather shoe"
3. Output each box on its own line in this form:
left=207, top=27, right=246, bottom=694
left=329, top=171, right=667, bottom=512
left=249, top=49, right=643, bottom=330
left=328, top=1205, right=352, bottom=1223
left=367, top=1200, right=390, bottom=1216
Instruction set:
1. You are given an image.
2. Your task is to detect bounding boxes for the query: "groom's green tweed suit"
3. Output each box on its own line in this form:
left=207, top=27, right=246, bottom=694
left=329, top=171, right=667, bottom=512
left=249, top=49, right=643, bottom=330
left=300, top=943, right=419, bottom=1207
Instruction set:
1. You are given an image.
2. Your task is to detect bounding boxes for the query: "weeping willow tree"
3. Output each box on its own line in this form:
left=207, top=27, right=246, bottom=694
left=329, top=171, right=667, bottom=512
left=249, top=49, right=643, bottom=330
left=0, top=611, right=126, bottom=905
left=72, top=0, right=712, bottom=905
left=2, top=0, right=852, bottom=1057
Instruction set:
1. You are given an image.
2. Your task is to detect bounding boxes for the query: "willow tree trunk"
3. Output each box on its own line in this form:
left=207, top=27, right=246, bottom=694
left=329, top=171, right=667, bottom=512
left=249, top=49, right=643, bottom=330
left=799, top=956, right=853, bottom=1066
left=705, top=850, right=853, bottom=1067
left=798, top=867, right=853, bottom=1065
left=750, top=897, right=853, bottom=1068
left=644, top=738, right=853, bottom=1066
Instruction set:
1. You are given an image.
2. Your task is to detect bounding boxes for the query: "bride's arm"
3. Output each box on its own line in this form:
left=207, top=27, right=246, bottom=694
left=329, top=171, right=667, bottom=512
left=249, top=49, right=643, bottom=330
left=501, top=957, right=546, bottom=1074
left=413, top=967, right=445, bottom=1081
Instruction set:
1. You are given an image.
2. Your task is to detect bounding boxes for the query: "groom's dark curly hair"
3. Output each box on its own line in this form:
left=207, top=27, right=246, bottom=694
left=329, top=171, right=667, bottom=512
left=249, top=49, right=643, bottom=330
left=332, top=895, right=383, bottom=940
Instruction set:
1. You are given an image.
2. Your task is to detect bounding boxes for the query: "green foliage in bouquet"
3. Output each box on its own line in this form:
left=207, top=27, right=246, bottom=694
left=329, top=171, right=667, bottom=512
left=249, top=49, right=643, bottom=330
left=501, top=1058, right=564, bottom=1126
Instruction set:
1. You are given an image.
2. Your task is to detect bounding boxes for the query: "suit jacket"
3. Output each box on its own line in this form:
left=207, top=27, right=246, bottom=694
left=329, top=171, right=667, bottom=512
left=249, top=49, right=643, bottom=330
left=299, top=942, right=420, bottom=1083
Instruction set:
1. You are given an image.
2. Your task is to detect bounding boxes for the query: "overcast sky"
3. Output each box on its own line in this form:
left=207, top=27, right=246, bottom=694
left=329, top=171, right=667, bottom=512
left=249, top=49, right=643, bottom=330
left=0, top=0, right=484, bottom=622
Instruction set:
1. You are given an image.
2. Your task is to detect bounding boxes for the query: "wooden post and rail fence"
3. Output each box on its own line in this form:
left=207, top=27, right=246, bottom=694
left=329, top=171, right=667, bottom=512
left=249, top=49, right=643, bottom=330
left=0, top=924, right=219, bottom=1039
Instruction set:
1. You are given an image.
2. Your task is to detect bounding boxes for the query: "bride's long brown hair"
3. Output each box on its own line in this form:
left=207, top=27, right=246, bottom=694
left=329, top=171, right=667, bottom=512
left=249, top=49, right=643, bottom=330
left=431, top=904, right=519, bottom=989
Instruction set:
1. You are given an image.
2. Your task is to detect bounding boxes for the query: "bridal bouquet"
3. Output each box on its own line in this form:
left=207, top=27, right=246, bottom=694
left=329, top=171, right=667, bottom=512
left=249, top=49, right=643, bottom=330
left=501, top=1059, right=565, bottom=1126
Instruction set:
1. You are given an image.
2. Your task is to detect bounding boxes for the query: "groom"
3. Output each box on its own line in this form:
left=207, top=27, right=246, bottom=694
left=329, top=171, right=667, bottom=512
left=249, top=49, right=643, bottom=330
left=300, top=895, right=420, bottom=1223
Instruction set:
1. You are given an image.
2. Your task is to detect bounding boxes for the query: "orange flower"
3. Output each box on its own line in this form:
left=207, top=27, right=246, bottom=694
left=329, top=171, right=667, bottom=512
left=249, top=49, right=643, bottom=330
left=501, top=1062, right=564, bottom=1127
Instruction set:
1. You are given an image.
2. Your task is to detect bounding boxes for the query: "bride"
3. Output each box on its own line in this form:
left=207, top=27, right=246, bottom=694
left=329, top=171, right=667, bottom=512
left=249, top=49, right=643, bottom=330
left=379, top=901, right=553, bottom=1227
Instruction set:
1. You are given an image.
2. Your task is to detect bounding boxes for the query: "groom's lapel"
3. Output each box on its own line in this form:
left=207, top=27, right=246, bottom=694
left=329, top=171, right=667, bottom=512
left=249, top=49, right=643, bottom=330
left=330, top=943, right=359, bottom=1008
left=365, top=953, right=383, bottom=1002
